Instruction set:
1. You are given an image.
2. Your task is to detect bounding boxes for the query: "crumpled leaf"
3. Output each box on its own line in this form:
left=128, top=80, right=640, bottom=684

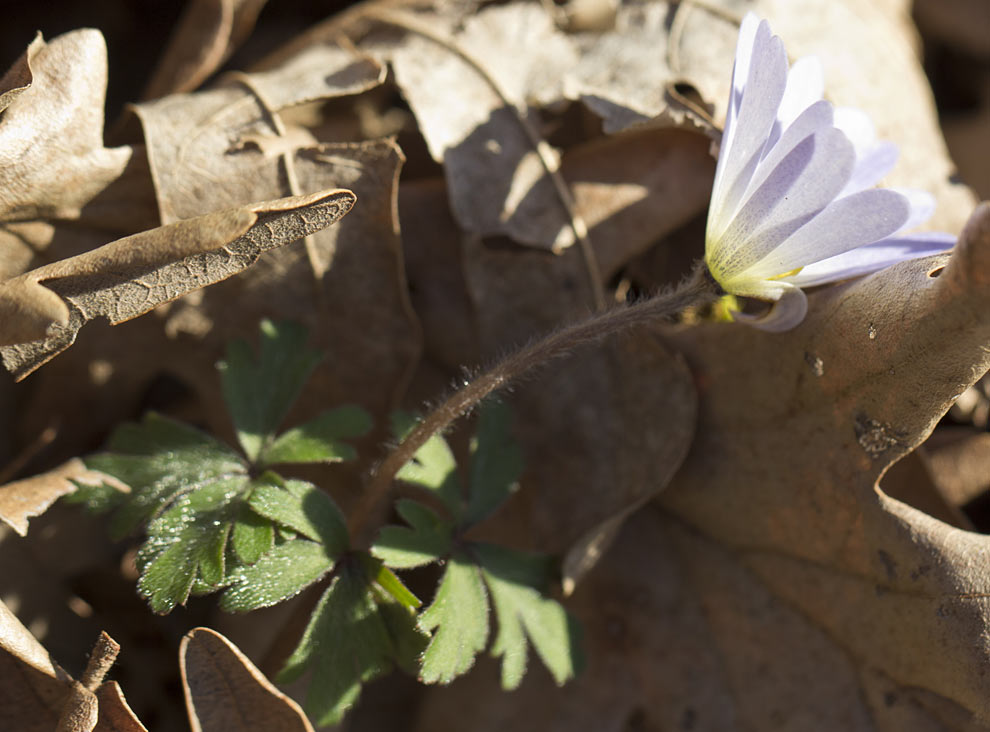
left=0, top=600, right=146, bottom=732
left=0, top=188, right=356, bottom=380
left=180, top=627, right=314, bottom=732
left=142, top=0, right=269, bottom=99
left=0, top=458, right=125, bottom=536
left=0, top=29, right=132, bottom=225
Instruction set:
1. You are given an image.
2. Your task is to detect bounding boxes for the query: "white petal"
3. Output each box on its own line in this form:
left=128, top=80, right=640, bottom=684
left=711, top=127, right=855, bottom=278
left=731, top=285, right=808, bottom=332
left=749, top=100, right=834, bottom=202
left=839, top=141, right=899, bottom=196
left=776, top=57, right=825, bottom=130
left=743, top=188, right=910, bottom=279
left=889, top=188, right=936, bottom=232
left=833, top=106, right=875, bottom=153
left=784, top=232, right=955, bottom=287
left=708, top=18, right=789, bottom=241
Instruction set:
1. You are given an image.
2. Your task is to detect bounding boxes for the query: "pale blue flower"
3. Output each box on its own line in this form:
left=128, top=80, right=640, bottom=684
left=704, top=13, right=955, bottom=331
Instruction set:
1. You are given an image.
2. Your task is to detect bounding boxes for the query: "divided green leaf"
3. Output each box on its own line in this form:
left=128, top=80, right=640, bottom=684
left=464, top=399, right=523, bottom=527
left=279, top=555, right=427, bottom=726
left=371, top=499, right=453, bottom=570
left=259, top=405, right=372, bottom=466
left=418, top=551, right=490, bottom=684
left=247, top=475, right=348, bottom=555
left=474, top=543, right=584, bottom=689
left=218, top=319, right=323, bottom=461
left=390, top=411, right=461, bottom=514
left=220, top=538, right=337, bottom=613
left=84, top=412, right=245, bottom=540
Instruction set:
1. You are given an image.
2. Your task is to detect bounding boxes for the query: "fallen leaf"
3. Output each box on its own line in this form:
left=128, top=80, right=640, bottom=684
left=0, top=458, right=126, bottom=537
left=133, top=41, right=385, bottom=224
left=0, top=188, right=356, bottom=380
left=142, top=0, right=269, bottom=99
left=181, top=626, right=314, bottom=732
left=411, top=198, right=990, bottom=730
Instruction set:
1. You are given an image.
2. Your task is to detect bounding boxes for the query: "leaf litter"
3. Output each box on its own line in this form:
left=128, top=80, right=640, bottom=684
left=1, top=0, right=989, bottom=730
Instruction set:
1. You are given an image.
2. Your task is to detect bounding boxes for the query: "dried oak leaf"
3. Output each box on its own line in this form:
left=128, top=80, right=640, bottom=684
left=181, top=627, right=313, bottom=732
left=414, top=203, right=990, bottom=731
left=0, top=458, right=125, bottom=537
left=142, top=0, right=269, bottom=99
left=0, top=189, right=356, bottom=380
left=133, top=40, right=385, bottom=224
left=0, top=29, right=160, bottom=284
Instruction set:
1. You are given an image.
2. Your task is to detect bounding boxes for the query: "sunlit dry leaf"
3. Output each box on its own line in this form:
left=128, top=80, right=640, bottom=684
left=94, top=682, right=149, bottom=732
left=181, top=627, right=314, bottom=732
left=0, top=30, right=132, bottom=224
left=134, top=41, right=384, bottom=223
left=0, top=597, right=70, bottom=732
left=413, top=201, right=990, bottom=731
left=0, top=458, right=126, bottom=537
left=142, top=0, right=269, bottom=99
left=0, top=32, right=40, bottom=113
left=0, top=188, right=355, bottom=380
left=378, top=3, right=580, bottom=251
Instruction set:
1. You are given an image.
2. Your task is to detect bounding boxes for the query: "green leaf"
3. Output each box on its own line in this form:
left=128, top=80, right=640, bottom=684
left=465, top=400, right=523, bottom=527
left=278, top=556, right=425, bottom=726
left=218, top=319, right=323, bottom=461
left=259, top=405, right=372, bottom=467
left=231, top=502, right=275, bottom=565
left=418, top=550, right=489, bottom=684
left=137, top=477, right=246, bottom=613
left=63, top=480, right=126, bottom=514
left=220, top=539, right=336, bottom=612
left=371, top=499, right=452, bottom=569
left=247, top=476, right=348, bottom=555
left=85, top=412, right=245, bottom=540
left=391, top=411, right=462, bottom=515
left=473, top=543, right=583, bottom=689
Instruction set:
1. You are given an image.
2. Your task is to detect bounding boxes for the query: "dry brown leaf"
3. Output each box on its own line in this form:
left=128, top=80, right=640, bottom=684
left=0, top=188, right=356, bottom=380
left=142, top=0, right=269, bottom=99
left=378, top=3, right=579, bottom=251
left=0, top=32, right=40, bottom=114
left=413, top=202, right=990, bottom=731
left=181, top=627, right=314, bottom=732
left=0, top=30, right=133, bottom=225
left=0, top=458, right=126, bottom=537
left=134, top=41, right=385, bottom=224
left=0, top=601, right=141, bottom=732
left=924, top=429, right=990, bottom=507
left=94, top=682, right=149, bottom=732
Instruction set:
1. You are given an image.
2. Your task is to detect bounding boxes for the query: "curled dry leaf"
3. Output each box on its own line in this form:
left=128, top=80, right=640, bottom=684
left=181, top=627, right=314, bottom=732
left=142, top=0, right=269, bottom=99
left=0, top=600, right=143, bottom=732
left=0, top=458, right=126, bottom=537
left=0, top=189, right=356, bottom=380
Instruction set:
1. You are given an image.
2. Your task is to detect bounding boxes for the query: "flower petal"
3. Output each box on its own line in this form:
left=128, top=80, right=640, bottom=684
left=710, top=127, right=855, bottom=279
left=708, top=16, right=789, bottom=241
left=749, top=100, right=834, bottom=201
left=731, top=284, right=808, bottom=332
left=776, top=57, right=825, bottom=130
left=840, top=141, right=899, bottom=196
left=889, top=188, right=936, bottom=232
left=783, top=232, right=955, bottom=287
left=833, top=106, right=875, bottom=153
left=743, top=188, right=910, bottom=279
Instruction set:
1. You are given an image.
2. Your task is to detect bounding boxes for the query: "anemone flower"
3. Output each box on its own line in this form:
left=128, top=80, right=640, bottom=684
left=704, top=13, right=955, bottom=331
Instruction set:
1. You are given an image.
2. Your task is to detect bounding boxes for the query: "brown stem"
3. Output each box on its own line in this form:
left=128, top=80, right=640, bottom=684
left=349, top=263, right=718, bottom=540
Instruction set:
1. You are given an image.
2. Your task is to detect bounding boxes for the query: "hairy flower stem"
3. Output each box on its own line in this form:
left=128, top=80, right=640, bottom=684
left=350, top=263, right=719, bottom=540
